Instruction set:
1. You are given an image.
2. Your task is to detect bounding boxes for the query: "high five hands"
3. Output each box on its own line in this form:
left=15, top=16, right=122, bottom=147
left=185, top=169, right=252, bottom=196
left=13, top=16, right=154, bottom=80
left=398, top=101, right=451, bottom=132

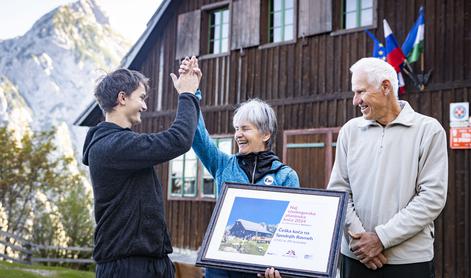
left=170, top=56, right=202, bottom=94
left=171, top=56, right=386, bottom=276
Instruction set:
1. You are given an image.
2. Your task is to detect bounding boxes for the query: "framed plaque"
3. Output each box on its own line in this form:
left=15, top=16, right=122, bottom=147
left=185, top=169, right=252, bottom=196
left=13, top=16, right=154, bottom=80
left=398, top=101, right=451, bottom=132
left=196, top=182, right=348, bottom=278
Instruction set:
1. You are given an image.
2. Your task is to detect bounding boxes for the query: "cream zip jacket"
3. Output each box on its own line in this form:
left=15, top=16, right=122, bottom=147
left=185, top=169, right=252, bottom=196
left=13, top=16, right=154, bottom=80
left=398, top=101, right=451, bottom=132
left=328, top=101, right=448, bottom=264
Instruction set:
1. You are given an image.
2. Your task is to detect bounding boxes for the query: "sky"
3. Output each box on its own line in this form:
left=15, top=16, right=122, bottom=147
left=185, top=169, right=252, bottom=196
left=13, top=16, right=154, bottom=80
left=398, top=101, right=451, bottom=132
left=226, top=197, right=289, bottom=226
left=0, top=0, right=163, bottom=43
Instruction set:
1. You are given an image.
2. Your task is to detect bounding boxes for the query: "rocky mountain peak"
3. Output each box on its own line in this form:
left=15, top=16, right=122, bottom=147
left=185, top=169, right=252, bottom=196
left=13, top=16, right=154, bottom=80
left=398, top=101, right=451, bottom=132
left=0, top=0, right=132, bottom=159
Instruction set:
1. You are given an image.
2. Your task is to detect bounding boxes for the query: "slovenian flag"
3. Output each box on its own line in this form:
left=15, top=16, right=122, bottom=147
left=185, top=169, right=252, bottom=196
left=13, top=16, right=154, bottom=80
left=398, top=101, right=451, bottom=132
left=401, top=7, right=424, bottom=63
left=383, top=19, right=406, bottom=72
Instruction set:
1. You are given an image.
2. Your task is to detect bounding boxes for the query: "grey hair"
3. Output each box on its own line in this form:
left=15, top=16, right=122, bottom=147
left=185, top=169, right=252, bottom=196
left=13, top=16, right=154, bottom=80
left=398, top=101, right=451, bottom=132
left=350, top=57, right=399, bottom=98
left=233, top=98, right=277, bottom=149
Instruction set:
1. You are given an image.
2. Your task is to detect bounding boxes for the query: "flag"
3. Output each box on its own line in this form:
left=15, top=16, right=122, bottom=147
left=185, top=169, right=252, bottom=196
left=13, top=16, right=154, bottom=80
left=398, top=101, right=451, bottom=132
left=402, top=7, right=424, bottom=63
left=397, top=72, right=405, bottom=95
left=383, top=19, right=407, bottom=94
left=365, top=30, right=386, bottom=60
left=364, top=30, right=403, bottom=95
left=383, top=19, right=406, bottom=72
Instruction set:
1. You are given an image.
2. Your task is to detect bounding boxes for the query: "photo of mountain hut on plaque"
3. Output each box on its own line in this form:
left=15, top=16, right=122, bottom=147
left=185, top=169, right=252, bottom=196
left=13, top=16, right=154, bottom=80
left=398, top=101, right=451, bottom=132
left=218, top=197, right=289, bottom=256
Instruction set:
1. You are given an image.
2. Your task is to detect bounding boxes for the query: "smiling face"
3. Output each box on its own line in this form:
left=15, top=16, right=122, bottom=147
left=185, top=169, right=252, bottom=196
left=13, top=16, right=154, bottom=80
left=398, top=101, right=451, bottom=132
left=121, top=83, right=148, bottom=126
left=351, top=71, right=390, bottom=124
left=233, top=121, right=270, bottom=154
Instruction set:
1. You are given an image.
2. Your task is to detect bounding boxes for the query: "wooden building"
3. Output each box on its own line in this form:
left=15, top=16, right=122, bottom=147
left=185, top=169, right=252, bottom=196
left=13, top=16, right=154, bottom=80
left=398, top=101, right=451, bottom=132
left=76, top=0, right=470, bottom=276
left=229, top=219, right=273, bottom=239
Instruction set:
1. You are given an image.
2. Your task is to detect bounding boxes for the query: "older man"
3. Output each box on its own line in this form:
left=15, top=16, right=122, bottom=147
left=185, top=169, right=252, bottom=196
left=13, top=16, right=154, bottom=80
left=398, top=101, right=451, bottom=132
left=327, top=57, right=448, bottom=277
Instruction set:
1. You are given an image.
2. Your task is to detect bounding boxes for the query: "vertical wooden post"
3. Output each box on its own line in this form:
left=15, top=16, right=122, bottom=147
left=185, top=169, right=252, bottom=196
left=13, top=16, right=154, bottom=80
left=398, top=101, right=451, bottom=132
left=22, top=242, right=32, bottom=265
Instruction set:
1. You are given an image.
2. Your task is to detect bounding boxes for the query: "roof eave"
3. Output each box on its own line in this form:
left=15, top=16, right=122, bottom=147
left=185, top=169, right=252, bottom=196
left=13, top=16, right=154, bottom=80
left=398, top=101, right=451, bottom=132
left=74, top=0, right=172, bottom=127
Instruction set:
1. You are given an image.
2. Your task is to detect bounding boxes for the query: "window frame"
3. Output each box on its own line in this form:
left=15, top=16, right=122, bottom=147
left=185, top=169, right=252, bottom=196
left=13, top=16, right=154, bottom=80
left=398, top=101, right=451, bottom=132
left=168, top=150, right=199, bottom=198
left=208, top=8, right=230, bottom=55
left=259, top=0, right=297, bottom=49
left=268, top=0, right=295, bottom=43
left=199, top=136, right=234, bottom=199
left=167, top=134, right=235, bottom=201
left=342, top=0, right=373, bottom=29
left=331, top=0, right=376, bottom=36
left=199, top=1, right=231, bottom=59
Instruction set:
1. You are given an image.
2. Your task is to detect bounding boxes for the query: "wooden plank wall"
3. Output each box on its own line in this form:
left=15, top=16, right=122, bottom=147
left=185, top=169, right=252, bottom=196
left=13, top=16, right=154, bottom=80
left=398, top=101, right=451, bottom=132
left=133, top=0, right=470, bottom=276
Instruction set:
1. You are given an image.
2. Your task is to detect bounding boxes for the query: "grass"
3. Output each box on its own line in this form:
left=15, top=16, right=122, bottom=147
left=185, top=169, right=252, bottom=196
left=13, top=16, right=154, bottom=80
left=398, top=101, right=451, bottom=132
left=219, top=237, right=269, bottom=256
left=0, top=260, right=94, bottom=278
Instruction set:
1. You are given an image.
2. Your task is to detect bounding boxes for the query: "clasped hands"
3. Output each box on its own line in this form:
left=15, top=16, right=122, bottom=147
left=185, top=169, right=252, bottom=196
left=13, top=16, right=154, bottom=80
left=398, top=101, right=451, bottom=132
left=257, top=231, right=387, bottom=278
left=348, top=230, right=387, bottom=270
left=170, top=56, right=202, bottom=94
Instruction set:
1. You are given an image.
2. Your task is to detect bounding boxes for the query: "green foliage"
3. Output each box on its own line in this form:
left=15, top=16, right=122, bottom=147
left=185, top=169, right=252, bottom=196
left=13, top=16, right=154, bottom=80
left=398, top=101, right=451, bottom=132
left=0, top=127, right=65, bottom=236
left=0, top=126, right=94, bottom=267
left=57, top=176, right=94, bottom=248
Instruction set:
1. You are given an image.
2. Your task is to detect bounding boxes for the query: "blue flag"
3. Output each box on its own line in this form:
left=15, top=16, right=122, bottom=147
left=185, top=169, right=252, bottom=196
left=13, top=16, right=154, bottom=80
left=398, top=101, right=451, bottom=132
left=365, top=30, right=386, bottom=60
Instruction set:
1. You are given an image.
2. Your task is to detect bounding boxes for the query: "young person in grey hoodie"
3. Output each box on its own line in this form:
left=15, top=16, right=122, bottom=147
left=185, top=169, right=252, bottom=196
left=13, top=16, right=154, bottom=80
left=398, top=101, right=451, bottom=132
left=82, top=57, right=201, bottom=278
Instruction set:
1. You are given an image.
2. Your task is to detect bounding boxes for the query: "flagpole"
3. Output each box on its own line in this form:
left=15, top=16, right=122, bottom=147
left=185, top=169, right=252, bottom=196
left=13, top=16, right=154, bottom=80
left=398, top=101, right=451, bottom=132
left=419, top=53, right=425, bottom=91
left=402, top=60, right=422, bottom=91
left=420, top=6, right=425, bottom=91
left=420, top=53, right=424, bottom=73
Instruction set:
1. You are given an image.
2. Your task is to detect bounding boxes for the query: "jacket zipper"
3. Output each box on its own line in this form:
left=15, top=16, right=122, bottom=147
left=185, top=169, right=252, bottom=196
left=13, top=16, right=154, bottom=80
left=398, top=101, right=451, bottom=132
left=251, top=156, right=258, bottom=183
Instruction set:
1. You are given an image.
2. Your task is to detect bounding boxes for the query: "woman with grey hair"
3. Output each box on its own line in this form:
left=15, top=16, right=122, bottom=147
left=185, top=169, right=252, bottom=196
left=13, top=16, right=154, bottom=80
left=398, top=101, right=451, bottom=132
left=192, top=94, right=299, bottom=278
left=179, top=59, right=299, bottom=277
left=192, top=94, right=299, bottom=192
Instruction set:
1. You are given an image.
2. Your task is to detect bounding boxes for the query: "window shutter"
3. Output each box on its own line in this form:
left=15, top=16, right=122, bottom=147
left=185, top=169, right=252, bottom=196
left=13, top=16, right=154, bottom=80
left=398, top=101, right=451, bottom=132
left=231, top=0, right=260, bottom=50
left=175, top=10, right=201, bottom=60
left=298, top=0, right=332, bottom=37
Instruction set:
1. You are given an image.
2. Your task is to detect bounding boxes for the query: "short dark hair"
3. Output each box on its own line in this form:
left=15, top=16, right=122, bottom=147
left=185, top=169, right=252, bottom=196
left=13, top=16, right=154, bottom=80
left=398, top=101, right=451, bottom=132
left=94, top=69, right=150, bottom=113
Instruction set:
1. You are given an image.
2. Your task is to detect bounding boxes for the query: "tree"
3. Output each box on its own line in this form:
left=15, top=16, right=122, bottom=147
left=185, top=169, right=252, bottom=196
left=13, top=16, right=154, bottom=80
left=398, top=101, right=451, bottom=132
left=0, top=126, right=93, bottom=258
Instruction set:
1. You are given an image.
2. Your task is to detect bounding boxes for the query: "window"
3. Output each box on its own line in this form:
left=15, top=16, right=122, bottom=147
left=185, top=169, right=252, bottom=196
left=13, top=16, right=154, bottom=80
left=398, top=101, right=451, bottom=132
left=201, top=138, right=233, bottom=198
left=269, top=0, right=294, bottom=43
left=169, top=136, right=234, bottom=200
left=169, top=149, right=198, bottom=197
left=209, top=8, right=229, bottom=54
left=343, top=0, right=373, bottom=29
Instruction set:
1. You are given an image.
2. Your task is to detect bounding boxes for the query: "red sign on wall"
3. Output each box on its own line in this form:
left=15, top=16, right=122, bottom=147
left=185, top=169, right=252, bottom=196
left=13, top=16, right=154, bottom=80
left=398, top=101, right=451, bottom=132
left=450, top=127, right=471, bottom=149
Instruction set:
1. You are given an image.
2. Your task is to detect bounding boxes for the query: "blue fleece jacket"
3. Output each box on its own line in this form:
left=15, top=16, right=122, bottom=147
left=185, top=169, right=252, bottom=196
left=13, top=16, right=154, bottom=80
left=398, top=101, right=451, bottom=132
left=192, top=91, right=299, bottom=194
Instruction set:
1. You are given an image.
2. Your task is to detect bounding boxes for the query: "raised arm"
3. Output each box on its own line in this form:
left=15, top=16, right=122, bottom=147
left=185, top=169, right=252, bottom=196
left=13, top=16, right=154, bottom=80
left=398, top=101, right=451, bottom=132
left=106, top=57, right=202, bottom=169
left=192, top=90, right=231, bottom=177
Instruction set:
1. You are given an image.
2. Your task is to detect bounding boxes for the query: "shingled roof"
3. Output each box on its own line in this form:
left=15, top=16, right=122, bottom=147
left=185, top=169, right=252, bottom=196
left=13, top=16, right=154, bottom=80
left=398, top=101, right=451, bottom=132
left=233, top=219, right=272, bottom=234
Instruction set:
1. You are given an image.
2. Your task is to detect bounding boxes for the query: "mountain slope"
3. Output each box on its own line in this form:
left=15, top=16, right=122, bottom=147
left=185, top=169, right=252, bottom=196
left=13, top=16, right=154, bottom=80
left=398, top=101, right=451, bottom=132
left=0, top=0, right=131, bottom=154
